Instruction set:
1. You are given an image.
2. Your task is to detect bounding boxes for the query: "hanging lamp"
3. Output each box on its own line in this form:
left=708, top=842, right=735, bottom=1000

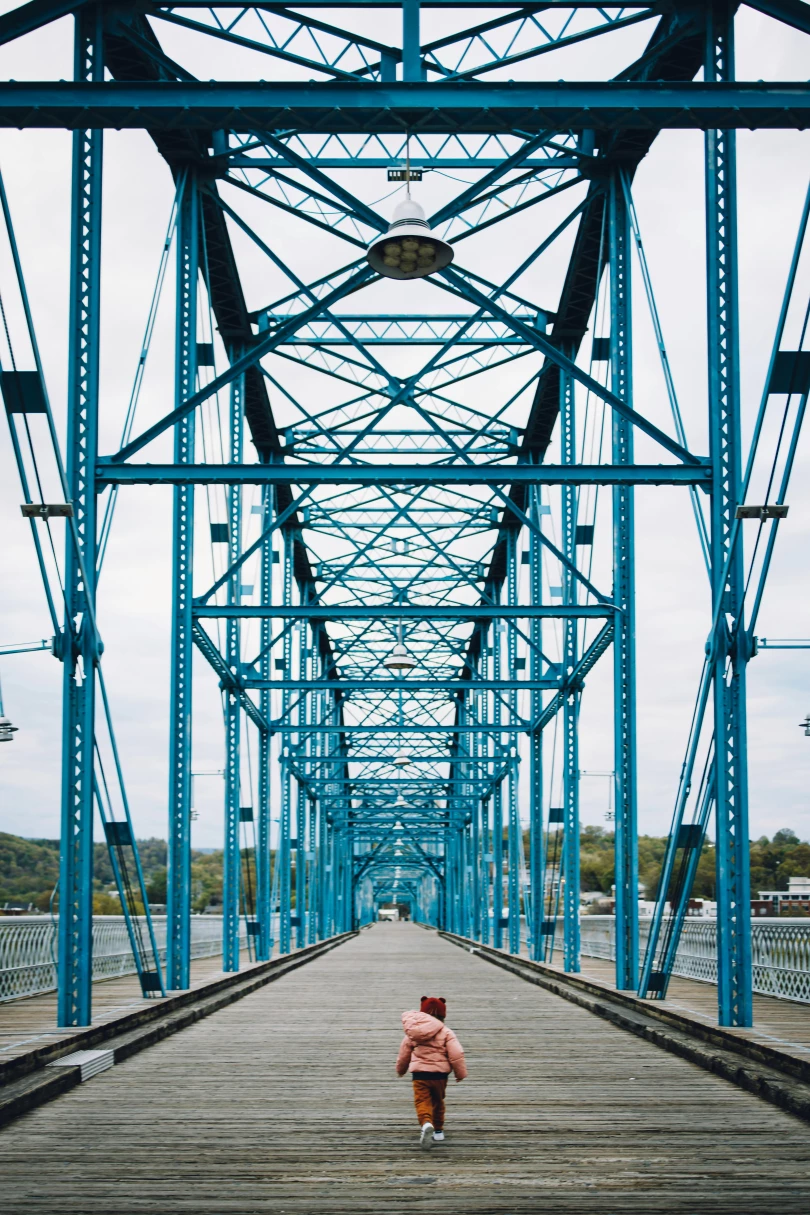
left=384, top=620, right=416, bottom=673
left=366, top=141, right=453, bottom=281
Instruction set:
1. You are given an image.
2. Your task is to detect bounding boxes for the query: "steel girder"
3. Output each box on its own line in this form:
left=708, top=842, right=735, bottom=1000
left=1, top=80, right=808, bottom=131
left=2, top=0, right=798, bottom=1024
left=166, top=172, right=197, bottom=992
left=609, top=173, right=639, bottom=992
left=705, top=0, right=753, bottom=1028
left=57, top=5, right=103, bottom=1027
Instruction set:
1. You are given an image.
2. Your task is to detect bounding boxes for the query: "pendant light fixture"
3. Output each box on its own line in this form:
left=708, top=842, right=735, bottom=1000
left=366, top=140, right=453, bottom=281
left=384, top=620, right=416, bottom=673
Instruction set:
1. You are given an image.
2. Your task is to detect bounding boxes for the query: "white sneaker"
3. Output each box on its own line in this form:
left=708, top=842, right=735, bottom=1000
left=420, top=1122, right=435, bottom=1149
left=432, top=1131, right=445, bottom=1143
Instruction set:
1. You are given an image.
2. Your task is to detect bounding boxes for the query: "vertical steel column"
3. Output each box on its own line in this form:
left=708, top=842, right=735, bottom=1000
left=308, top=647, right=320, bottom=944
left=325, top=700, right=338, bottom=937
left=529, top=485, right=545, bottom=961
left=166, top=173, right=197, bottom=991
left=256, top=486, right=273, bottom=960
left=610, top=173, right=639, bottom=990
left=492, top=622, right=504, bottom=949
left=560, top=361, right=580, bottom=973
left=58, top=5, right=103, bottom=1027
left=479, top=646, right=491, bottom=945
left=222, top=367, right=244, bottom=972
left=442, top=810, right=452, bottom=931
left=402, top=0, right=422, bottom=81
left=471, top=700, right=482, bottom=941
left=296, top=615, right=308, bottom=948
left=461, top=700, right=474, bottom=938
left=279, top=531, right=293, bottom=953
left=507, top=530, right=521, bottom=954
left=705, top=1, right=752, bottom=1027
left=318, top=699, right=330, bottom=940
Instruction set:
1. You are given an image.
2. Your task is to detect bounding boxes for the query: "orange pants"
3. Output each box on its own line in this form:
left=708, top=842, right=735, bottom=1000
left=412, top=1074, right=449, bottom=1130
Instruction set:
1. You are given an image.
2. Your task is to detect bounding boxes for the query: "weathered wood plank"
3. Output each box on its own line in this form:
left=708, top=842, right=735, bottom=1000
left=0, top=951, right=253, bottom=1065
left=0, top=924, right=808, bottom=1214
left=560, top=954, right=810, bottom=1061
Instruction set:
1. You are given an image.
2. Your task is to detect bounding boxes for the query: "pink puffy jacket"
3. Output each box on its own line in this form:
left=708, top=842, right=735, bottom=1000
left=395, top=1010, right=468, bottom=1080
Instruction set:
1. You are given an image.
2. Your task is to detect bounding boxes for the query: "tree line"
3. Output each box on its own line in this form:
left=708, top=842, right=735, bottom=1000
left=2, top=825, right=809, bottom=912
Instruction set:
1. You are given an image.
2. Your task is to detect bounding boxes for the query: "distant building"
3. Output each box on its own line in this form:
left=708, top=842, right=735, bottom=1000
left=757, top=876, right=810, bottom=916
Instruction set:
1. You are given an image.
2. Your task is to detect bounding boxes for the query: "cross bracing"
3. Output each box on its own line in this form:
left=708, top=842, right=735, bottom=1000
left=0, top=0, right=808, bottom=1030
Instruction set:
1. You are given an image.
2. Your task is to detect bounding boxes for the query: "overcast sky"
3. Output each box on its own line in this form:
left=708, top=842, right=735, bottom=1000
left=0, top=5, right=808, bottom=850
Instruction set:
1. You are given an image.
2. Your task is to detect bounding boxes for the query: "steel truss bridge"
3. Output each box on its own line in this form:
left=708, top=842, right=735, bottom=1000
left=1, top=0, right=808, bottom=1033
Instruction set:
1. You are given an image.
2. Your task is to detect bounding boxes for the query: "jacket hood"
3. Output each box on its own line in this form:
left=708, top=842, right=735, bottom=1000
left=401, top=1009, right=444, bottom=1043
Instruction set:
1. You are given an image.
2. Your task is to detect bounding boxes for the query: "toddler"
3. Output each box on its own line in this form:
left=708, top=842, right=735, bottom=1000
left=395, top=995, right=467, bottom=1149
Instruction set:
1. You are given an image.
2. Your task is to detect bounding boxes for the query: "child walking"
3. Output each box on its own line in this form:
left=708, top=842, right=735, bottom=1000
left=395, top=995, right=467, bottom=1149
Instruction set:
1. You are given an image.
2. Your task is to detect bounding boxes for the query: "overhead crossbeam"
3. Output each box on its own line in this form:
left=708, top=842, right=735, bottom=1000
left=97, top=463, right=711, bottom=485
left=1, top=80, right=807, bottom=131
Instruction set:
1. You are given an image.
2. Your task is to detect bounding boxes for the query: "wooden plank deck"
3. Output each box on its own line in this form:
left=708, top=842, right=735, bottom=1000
left=0, top=950, right=252, bottom=1065
left=561, top=954, right=810, bottom=1063
left=1, top=923, right=808, bottom=1214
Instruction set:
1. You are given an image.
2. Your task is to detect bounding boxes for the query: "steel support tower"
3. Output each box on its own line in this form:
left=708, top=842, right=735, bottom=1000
left=1, top=0, right=808, bottom=1030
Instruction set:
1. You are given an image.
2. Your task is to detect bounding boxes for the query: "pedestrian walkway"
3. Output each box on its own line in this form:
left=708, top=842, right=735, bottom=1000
left=560, top=952, right=810, bottom=1062
left=1, top=923, right=808, bottom=1213
left=0, top=949, right=252, bottom=1064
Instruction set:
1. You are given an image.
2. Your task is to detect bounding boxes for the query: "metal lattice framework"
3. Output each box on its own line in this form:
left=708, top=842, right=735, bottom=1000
left=1, top=0, right=809, bottom=1029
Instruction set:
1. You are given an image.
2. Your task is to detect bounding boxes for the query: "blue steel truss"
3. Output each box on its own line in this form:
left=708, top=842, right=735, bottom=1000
left=0, top=0, right=809, bottom=1030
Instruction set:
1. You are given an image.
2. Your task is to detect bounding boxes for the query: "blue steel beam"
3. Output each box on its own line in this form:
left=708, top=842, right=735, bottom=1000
left=528, top=488, right=544, bottom=961
left=274, top=725, right=526, bottom=733
left=256, top=315, right=546, bottom=344
left=58, top=4, right=103, bottom=1028
left=243, top=679, right=560, bottom=691
left=222, top=363, right=244, bottom=973
left=705, top=1, right=752, bottom=1028
left=97, top=464, right=712, bottom=485
left=0, top=81, right=807, bottom=131
left=744, top=0, right=810, bottom=33
left=256, top=484, right=273, bottom=960
left=194, top=605, right=612, bottom=619
left=0, top=0, right=93, bottom=45
left=609, top=172, right=639, bottom=992
left=166, top=174, right=197, bottom=992
left=559, top=354, right=579, bottom=975
left=439, top=266, right=702, bottom=466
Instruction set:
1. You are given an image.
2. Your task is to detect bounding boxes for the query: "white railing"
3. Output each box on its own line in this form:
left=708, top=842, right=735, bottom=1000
left=576, top=915, right=810, bottom=1004
left=0, top=915, right=253, bottom=1003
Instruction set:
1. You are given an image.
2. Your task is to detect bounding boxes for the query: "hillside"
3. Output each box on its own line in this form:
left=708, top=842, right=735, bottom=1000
left=2, top=825, right=808, bottom=913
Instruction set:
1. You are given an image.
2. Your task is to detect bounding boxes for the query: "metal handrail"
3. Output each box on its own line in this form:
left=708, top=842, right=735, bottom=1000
left=0, top=916, right=256, bottom=1003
